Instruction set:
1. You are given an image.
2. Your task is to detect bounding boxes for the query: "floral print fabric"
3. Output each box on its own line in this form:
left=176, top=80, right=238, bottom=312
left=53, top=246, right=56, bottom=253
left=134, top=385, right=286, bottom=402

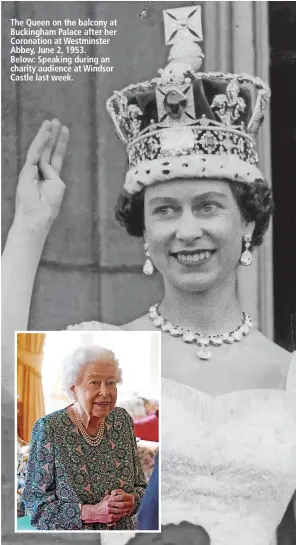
left=22, top=406, right=147, bottom=530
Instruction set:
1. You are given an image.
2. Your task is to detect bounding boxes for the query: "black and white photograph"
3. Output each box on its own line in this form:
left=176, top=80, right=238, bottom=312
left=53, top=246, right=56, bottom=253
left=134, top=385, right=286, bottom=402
left=2, top=2, right=296, bottom=545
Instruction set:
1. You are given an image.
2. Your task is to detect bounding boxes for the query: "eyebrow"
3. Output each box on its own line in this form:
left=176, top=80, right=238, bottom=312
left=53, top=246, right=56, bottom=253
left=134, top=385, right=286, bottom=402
left=147, top=191, right=228, bottom=205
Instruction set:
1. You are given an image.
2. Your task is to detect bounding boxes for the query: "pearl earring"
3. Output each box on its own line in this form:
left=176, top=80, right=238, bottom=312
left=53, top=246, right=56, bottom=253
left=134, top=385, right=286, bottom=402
left=240, top=234, right=252, bottom=266
left=143, top=242, right=154, bottom=275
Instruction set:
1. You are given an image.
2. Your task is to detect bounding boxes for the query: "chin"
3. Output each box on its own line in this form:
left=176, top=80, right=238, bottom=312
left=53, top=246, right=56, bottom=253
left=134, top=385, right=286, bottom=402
left=169, top=271, right=219, bottom=293
left=159, top=254, right=222, bottom=292
left=92, top=407, right=111, bottom=418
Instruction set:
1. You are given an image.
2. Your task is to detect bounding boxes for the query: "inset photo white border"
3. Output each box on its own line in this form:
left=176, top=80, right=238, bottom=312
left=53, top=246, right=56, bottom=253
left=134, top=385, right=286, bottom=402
left=15, top=330, right=161, bottom=534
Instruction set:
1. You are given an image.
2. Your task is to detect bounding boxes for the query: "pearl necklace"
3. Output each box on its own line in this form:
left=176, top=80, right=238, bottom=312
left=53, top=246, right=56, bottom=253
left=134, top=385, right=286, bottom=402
left=149, top=304, right=252, bottom=360
left=73, top=406, right=105, bottom=447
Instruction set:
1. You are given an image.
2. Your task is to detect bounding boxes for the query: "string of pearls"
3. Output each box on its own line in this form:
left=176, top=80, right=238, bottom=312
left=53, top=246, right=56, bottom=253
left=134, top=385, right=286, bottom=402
left=73, top=406, right=105, bottom=447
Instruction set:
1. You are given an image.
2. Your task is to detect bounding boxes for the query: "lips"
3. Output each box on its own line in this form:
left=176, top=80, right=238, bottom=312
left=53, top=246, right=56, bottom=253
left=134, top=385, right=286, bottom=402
left=94, top=402, right=109, bottom=406
left=170, top=249, right=216, bottom=265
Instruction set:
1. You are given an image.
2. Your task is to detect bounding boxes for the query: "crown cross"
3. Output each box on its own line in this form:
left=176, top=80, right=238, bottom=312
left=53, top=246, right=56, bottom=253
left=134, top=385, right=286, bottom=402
left=211, top=80, right=247, bottom=127
left=160, top=7, right=204, bottom=83
left=164, top=6, right=203, bottom=45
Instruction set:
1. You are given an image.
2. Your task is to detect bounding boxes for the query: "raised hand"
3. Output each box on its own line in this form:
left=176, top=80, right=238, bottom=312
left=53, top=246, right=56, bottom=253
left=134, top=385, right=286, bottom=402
left=15, top=119, right=69, bottom=232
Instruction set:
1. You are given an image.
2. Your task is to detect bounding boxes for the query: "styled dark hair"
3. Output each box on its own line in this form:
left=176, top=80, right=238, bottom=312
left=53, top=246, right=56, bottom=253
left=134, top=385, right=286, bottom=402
left=115, top=179, right=274, bottom=249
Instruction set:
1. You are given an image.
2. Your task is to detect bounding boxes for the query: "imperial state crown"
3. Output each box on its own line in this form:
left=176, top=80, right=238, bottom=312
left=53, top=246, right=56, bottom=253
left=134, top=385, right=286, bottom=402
left=106, top=6, right=270, bottom=195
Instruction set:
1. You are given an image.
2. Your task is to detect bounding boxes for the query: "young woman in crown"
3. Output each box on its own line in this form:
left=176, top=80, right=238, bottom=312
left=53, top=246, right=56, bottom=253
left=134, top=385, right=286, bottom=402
left=3, top=6, right=296, bottom=545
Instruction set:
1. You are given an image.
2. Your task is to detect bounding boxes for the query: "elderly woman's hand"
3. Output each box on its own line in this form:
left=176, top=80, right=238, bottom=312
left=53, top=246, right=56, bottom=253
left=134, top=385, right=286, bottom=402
left=108, top=488, right=135, bottom=517
left=81, top=495, right=123, bottom=524
left=15, top=119, right=69, bottom=233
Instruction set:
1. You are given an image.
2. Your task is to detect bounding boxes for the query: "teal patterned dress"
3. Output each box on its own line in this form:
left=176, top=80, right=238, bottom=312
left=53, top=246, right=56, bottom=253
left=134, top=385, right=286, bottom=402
left=22, top=406, right=147, bottom=530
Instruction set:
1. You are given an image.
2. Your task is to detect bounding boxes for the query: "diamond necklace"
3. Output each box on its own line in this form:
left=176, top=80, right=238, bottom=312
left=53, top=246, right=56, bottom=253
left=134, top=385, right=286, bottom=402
left=149, top=304, right=252, bottom=360
left=73, top=405, right=105, bottom=447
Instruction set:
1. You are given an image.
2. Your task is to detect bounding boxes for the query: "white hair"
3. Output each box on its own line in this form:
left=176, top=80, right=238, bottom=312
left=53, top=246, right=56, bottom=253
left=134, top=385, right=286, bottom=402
left=62, top=345, right=122, bottom=399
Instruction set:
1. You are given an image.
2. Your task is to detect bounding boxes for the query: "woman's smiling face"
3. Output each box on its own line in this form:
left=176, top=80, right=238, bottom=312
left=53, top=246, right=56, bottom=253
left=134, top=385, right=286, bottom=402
left=71, top=361, right=118, bottom=419
left=144, top=178, right=252, bottom=293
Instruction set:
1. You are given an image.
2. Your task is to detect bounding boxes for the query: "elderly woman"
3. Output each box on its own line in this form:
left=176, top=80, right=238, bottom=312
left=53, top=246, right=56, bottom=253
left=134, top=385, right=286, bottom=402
left=22, top=345, right=147, bottom=530
left=3, top=6, right=296, bottom=545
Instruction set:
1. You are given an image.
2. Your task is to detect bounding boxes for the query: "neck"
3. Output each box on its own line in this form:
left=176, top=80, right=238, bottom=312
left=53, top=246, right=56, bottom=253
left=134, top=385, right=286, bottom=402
left=74, top=403, right=103, bottom=432
left=161, top=274, right=242, bottom=335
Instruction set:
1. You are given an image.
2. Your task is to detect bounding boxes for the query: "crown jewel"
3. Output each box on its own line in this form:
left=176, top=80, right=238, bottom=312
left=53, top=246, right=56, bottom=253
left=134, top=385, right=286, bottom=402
left=106, top=6, right=270, bottom=194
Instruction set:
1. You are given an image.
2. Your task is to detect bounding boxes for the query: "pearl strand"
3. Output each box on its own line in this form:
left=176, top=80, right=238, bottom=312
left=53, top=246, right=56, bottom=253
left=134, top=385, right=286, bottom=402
left=73, top=406, right=105, bottom=447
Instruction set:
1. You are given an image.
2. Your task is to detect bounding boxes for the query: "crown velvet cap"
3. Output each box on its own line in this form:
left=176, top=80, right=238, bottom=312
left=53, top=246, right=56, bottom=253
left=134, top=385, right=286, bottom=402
left=106, top=6, right=271, bottom=195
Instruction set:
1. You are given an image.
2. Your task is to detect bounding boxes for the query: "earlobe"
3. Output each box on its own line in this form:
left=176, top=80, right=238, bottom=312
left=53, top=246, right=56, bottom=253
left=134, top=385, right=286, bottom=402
left=70, top=385, right=77, bottom=400
left=244, top=220, right=255, bottom=240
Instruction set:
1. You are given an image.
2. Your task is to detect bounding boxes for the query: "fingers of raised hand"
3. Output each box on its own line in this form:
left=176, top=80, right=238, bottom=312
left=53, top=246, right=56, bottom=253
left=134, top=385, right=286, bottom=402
left=51, top=124, right=69, bottom=175
left=25, top=119, right=69, bottom=178
left=25, top=120, right=52, bottom=167
left=41, top=118, right=61, bottom=165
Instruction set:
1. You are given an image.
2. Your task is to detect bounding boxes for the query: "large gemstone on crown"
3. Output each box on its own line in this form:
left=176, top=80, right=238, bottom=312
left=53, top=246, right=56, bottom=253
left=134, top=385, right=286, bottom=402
left=163, top=90, right=188, bottom=120
left=224, top=137, right=234, bottom=150
left=205, top=134, right=215, bottom=149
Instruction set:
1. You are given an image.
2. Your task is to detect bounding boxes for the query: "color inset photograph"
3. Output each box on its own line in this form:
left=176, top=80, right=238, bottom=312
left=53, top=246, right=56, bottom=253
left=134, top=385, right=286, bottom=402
left=16, top=331, right=160, bottom=532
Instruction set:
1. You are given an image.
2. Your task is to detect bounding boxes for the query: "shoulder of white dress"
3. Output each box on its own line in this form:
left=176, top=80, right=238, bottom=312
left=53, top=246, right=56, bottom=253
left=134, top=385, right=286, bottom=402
left=285, top=352, right=296, bottom=419
left=66, top=321, right=122, bottom=331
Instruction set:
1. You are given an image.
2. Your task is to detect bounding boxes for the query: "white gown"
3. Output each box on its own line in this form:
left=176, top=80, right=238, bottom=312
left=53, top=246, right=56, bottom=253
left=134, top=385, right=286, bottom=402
left=67, top=321, right=296, bottom=545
